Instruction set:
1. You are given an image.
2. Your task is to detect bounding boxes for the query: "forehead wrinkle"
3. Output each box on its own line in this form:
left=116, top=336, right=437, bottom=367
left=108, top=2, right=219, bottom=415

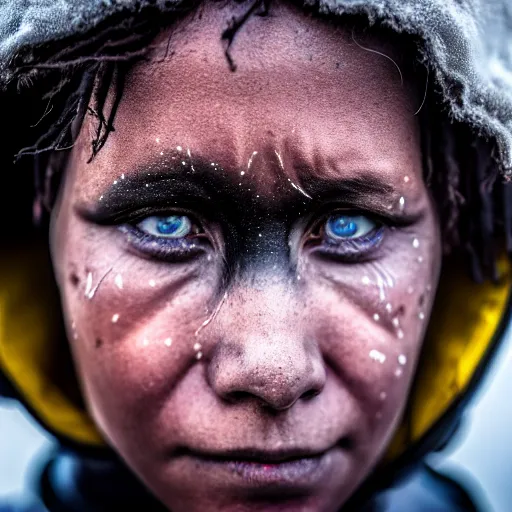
left=284, top=127, right=420, bottom=181
left=278, top=135, right=403, bottom=210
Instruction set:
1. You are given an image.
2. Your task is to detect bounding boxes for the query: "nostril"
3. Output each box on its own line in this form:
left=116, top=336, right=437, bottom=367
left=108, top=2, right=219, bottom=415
left=209, top=336, right=327, bottom=411
left=301, top=388, right=321, bottom=400
left=338, top=436, right=355, bottom=451
left=224, top=390, right=253, bottom=404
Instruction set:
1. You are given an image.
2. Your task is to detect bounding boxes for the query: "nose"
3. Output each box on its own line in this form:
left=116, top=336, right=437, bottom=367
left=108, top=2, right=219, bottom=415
left=207, top=284, right=326, bottom=411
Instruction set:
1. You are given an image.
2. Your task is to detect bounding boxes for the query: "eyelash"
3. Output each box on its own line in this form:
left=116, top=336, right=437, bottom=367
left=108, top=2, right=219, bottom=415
left=314, top=226, right=385, bottom=262
left=120, top=210, right=387, bottom=263
left=307, top=212, right=385, bottom=262
left=119, top=214, right=208, bottom=262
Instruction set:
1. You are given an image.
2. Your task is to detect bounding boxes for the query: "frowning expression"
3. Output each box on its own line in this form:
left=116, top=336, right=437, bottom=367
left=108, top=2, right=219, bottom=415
left=51, top=1, right=441, bottom=511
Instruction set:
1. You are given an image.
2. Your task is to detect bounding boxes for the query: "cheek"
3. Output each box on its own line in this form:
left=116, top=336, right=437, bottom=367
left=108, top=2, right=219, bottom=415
left=303, top=220, right=440, bottom=440
left=55, top=219, right=221, bottom=440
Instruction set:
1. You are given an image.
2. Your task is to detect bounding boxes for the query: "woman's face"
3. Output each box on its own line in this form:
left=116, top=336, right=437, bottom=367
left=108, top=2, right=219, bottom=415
left=51, top=2, right=441, bottom=511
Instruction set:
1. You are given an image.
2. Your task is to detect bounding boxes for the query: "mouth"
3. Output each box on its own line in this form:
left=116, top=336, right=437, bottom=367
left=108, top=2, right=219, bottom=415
left=176, top=446, right=341, bottom=492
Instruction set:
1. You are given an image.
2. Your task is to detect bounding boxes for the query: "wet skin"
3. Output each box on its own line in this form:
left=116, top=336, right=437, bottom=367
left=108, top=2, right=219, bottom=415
left=50, top=1, right=441, bottom=511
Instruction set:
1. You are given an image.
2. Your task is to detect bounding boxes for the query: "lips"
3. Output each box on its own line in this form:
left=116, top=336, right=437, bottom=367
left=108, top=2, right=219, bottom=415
left=225, top=456, right=325, bottom=487
left=195, top=447, right=327, bottom=463
left=176, top=446, right=341, bottom=491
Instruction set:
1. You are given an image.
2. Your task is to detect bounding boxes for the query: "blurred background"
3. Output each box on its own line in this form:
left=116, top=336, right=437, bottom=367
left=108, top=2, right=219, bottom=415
left=1, top=319, right=512, bottom=510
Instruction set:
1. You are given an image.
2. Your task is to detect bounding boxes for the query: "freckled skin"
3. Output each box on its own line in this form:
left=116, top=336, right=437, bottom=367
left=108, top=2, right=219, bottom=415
left=50, top=2, right=441, bottom=511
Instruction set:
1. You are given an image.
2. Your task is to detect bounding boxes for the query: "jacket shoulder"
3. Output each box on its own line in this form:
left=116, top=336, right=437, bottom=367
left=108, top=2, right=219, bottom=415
left=0, top=497, right=48, bottom=512
left=374, top=463, right=481, bottom=512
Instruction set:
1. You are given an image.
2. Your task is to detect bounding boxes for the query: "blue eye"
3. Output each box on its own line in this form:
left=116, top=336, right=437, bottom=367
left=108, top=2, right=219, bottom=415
left=325, top=214, right=376, bottom=240
left=137, top=215, right=192, bottom=238
left=121, top=213, right=207, bottom=262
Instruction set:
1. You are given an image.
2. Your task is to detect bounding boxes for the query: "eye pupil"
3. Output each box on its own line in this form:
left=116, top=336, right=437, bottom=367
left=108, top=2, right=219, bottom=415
left=156, top=216, right=188, bottom=236
left=327, top=216, right=358, bottom=238
left=137, top=214, right=193, bottom=240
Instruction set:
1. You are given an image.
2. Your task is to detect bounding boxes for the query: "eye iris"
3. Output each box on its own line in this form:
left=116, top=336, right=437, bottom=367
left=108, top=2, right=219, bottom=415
left=156, top=216, right=190, bottom=237
left=327, top=216, right=358, bottom=238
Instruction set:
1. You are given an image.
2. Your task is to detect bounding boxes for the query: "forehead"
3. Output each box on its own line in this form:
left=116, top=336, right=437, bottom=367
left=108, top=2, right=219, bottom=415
left=71, top=0, right=422, bottom=201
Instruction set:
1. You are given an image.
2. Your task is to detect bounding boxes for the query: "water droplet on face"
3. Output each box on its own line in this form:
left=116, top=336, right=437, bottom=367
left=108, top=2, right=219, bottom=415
left=397, top=329, right=404, bottom=339
left=115, top=274, right=123, bottom=290
left=164, top=338, right=172, bottom=347
left=247, top=151, right=259, bottom=172
left=398, top=354, right=407, bottom=365
left=155, top=138, right=160, bottom=143
left=160, top=151, right=164, bottom=156
left=240, top=171, right=245, bottom=176
left=196, top=351, right=203, bottom=360
left=403, top=176, right=410, bottom=183
left=379, top=391, right=387, bottom=400
left=385, top=303, right=393, bottom=313
left=392, top=317, right=400, bottom=327
left=84, top=272, right=93, bottom=297
left=145, top=183, right=149, bottom=188
left=395, top=368, right=403, bottom=378
left=417, top=256, right=424, bottom=263
left=373, top=313, right=380, bottom=321
left=418, top=312, right=425, bottom=320
left=412, top=238, right=419, bottom=248
left=194, top=292, right=228, bottom=338
left=362, top=276, right=370, bottom=285
left=399, top=196, right=405, bottom=211
left=112, top=313, right=119, bottom=323
left=273, top=150, right=285, bottom=171
left=369, top=349, right=386, bottom=364
left=99, top=195, right=104, bottom=201
left=177, top=146, right=182, bottom=152
left=149, top=279, right=156, bottom=287
left=366, top=262, right=395, bottom=302
left=83, top=268, right=113, bottom=300
left=193, top=342, right=202, bottom=351
left=121, top=174, right=125, bottom=180
left=113, top=180, right=118, bottom=185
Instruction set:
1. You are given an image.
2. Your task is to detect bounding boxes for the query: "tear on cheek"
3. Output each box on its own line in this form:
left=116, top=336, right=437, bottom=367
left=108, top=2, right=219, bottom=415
left=370, top=352, right=410, bottom=424
left=83, top=267, right=116, bottom=300
left=71, top=321, right=78, bottom=340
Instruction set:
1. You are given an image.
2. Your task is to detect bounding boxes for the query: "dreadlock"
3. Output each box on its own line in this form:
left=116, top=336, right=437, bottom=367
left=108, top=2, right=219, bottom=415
left=6, top=0, right=512, bottom=282
left=425, top=104, right=505, bottom=282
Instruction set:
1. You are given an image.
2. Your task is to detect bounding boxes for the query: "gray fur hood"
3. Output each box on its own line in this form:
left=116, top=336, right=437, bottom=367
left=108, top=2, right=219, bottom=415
left=1, top=0, right=512, bottom=176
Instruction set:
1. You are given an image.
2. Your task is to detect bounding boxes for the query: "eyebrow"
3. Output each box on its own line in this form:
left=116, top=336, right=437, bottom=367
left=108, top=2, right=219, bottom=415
left=301, top=173, right=395, bottom=203
left=77, top=154, right=407, bottom=224
left=77, top=158, right=255, bottom=224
